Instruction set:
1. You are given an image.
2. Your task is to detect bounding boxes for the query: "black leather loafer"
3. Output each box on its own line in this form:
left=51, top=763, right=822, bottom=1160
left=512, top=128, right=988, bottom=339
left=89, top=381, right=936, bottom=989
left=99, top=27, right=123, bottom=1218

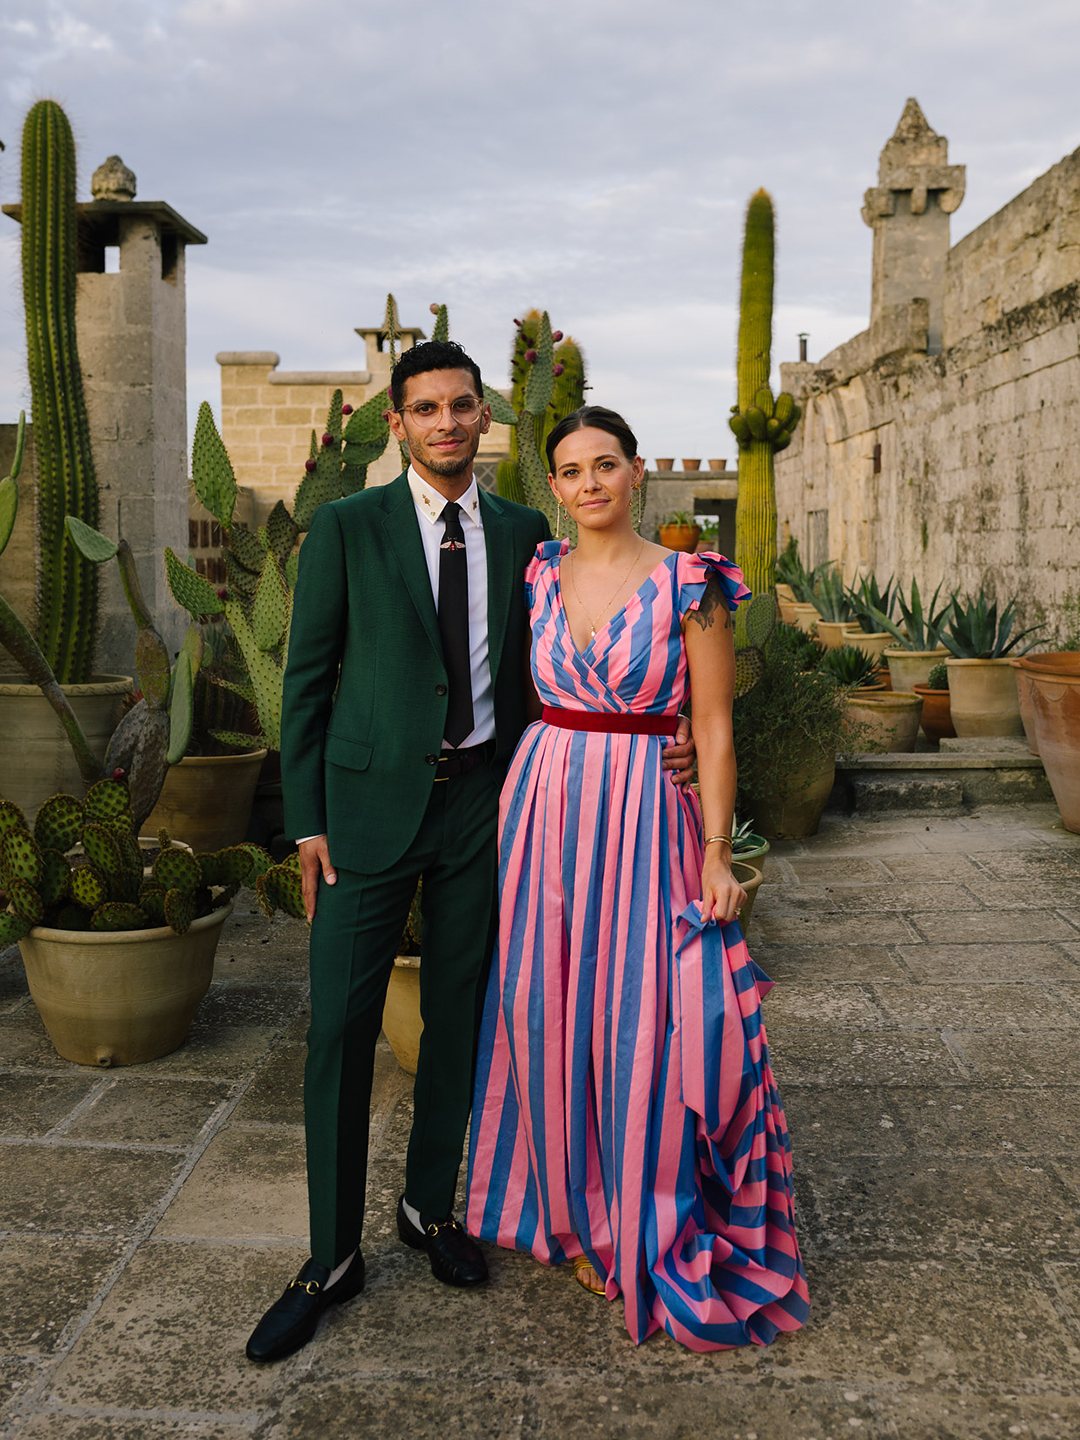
left=396, top=1196, right=488, bottom=1287
left=245, top=1251, right=365, bottom=1363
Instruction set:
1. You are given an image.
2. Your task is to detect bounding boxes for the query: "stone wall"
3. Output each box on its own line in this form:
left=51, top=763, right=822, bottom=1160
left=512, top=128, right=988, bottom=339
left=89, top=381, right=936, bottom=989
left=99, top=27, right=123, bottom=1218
left=775, top=137, right=1080, bottom=638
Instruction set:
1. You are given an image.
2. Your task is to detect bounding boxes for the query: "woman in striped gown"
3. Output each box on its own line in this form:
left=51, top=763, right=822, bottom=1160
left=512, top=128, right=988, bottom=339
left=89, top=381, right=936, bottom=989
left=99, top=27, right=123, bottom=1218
left=465, top=406, right=808, bottom=1351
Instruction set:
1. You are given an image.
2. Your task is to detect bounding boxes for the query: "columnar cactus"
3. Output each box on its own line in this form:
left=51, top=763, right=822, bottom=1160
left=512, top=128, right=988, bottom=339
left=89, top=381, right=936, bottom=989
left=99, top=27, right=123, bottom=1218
left=727, top=190, right=801, bottom=610
left=21, top=100, right=100, bottom=683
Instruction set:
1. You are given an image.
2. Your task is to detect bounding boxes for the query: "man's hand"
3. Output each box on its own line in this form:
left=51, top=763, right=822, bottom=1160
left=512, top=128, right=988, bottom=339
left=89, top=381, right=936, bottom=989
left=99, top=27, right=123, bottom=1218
left=663, top=715, right=696, bottom=789
left=299, top=835, right=336, bottom=922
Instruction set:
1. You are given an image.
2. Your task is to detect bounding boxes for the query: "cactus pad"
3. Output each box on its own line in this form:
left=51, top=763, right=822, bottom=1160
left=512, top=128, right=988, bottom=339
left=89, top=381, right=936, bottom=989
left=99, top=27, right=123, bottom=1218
left=91, top=902, right=150, bottom=931
left=71, top=865, right=108, bottom=911
left=7, top=878, right=44, bottom=924
left=253, top=872, right=275, bottom=919
left=152, top=845, right=201, bottom=895
left=734, top=646, right=766, bottom=698
left=743, top=593, right=778, bottom=651
left=262, top=862, right=306, bottom=920
left=236, top=843, right=273, bottom=882
left=33, top=794, right=84, bottom=852
left=80, top=825, right=123, bottom=886
left=38, top=849, right=71, bottom=906
left=1, top=829, right=43, bottom=886
left=165, top=546, right=225, bottom=618
left=83, top=777, right=132, bottom=823
left=138, top=882, right=168, bottom=926
left=198, top=847, right=257, bottom=888
left=164, top=888, right=196, bottom=936
left=0, top=800, right=28, bottom=839
left=0, top=912, right=32, bottom=945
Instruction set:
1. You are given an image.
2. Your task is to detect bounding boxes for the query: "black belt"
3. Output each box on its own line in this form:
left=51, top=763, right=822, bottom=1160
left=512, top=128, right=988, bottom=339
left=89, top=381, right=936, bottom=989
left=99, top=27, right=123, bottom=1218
left=430, top=739, right=495, bottom=781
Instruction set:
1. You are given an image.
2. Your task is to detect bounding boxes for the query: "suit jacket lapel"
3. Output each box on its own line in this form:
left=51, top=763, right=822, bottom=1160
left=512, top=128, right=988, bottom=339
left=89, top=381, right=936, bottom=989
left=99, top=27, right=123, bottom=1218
left=481, top=491, right=514, bottom=683
left=381, top=473, right=443, bottom=660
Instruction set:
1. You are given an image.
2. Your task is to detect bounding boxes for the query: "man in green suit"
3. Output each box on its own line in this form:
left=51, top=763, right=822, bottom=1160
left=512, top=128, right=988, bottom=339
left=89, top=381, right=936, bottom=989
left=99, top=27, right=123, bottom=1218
left=246, top=340, right=691, bottom=1362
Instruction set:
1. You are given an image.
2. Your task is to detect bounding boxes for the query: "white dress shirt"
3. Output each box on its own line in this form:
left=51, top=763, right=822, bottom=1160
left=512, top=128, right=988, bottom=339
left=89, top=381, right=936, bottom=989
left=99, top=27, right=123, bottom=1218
left=406, top=466, right=495, bottom=749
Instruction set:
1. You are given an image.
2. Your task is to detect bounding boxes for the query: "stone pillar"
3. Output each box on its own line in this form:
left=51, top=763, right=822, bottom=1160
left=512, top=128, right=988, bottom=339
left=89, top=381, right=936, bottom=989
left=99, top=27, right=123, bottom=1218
left=862, top=99, right=965, bottom=354
left=71, top=160, right=207, bottom=674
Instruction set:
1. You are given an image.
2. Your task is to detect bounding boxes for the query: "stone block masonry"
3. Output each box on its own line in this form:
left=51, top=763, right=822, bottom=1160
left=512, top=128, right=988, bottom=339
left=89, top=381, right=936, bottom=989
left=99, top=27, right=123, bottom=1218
left=776, top=100, right=1080, bottom=638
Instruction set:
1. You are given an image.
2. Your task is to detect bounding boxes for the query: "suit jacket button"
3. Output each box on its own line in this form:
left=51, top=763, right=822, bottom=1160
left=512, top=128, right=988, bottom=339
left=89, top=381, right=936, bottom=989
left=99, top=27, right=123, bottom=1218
left=435, top=683, right=447, bottom=696
left=425, top=754, right=438, bottom=765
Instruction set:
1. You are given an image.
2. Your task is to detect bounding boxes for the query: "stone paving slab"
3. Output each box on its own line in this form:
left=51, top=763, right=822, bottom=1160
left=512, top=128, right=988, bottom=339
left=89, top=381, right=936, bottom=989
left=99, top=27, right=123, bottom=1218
left=1, top=812, right=1080, bottom=1436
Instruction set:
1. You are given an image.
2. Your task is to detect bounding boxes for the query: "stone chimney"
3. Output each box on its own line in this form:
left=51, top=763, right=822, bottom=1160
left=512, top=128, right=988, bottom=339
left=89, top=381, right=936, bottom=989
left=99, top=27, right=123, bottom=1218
left=862, top=99, right=965, bottom=354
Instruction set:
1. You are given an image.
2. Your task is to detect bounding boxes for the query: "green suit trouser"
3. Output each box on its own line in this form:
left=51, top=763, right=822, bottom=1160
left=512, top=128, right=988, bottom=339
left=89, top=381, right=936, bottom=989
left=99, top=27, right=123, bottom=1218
left=304, top=761, right=501, bottom=1268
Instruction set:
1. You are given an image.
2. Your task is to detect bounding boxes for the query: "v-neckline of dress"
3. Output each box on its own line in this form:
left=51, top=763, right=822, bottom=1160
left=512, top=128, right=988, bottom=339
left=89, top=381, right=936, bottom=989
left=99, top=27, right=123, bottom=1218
left=554, top=551, right=679, bottom=660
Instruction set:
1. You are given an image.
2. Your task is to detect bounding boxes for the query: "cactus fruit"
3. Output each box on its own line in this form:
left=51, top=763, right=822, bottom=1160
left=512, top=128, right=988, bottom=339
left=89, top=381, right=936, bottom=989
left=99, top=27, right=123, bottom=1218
left=33, top=793, right=83, bottom=852
left=38, top=849, right=71, bottom=906
left=91, top=902, right=150, bottom=931
left=7, top=878, right=44, bottom=924
left=1, top=829, right=43, bottom=886
left=164, top=888, right=196, bottom=936
left=152, top=845, right=201, bottom=895
left=21, top=101, right=100, bottom=684
left=71, top=865, right=108, bottom=912
left=0, top=800, right=27, bottom=839
left=0, top=912, right=32, bottom=945
left=83, top=777, right=131, bottom=822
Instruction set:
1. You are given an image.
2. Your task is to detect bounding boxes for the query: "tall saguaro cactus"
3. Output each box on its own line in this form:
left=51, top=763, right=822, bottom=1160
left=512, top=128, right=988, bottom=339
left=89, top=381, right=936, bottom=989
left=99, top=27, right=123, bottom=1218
left=728, top=190, right=800, bottom=611
left=21, top=100, right=100, bottom=683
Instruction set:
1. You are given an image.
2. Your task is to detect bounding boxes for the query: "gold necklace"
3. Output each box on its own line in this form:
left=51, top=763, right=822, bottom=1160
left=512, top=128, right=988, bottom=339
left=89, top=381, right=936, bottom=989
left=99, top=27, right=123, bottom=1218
left=566, top=538, right=646, bottom=639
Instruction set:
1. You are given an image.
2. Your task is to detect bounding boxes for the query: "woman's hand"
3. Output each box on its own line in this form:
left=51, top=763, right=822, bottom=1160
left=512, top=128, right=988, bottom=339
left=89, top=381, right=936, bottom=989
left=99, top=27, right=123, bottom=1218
left=699, top=848, right=746, bottom=925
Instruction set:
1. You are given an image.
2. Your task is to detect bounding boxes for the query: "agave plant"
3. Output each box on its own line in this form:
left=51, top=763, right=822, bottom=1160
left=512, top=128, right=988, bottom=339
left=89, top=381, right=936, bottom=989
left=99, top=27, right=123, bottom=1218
left=846, top=573, right=899, bottom=635
left=818, top=644, right=881, bottom=689
left=809, top=564, right=855, bottom=623
left=865, top=578, right=954, bottom=652
left=941, top=592, right=1046, bottom=659
left=775, top=536, right=818, bottom=603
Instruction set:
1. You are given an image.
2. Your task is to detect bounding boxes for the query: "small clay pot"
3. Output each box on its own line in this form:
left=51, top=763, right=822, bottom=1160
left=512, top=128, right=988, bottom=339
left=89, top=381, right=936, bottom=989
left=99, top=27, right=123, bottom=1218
left=911, top=684, right=956, bottom=745
left=654, top=458, right=675, bottom=471
left=681, top=458, right=702, bottom=471
left=707, top=458, right=728, bottom=472
left=658, top=523, right=701, bottom=553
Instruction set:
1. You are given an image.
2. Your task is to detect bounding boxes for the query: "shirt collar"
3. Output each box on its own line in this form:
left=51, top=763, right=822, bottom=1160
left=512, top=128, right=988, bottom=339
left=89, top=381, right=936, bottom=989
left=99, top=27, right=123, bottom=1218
left=407, top=467, right=483, bottom=528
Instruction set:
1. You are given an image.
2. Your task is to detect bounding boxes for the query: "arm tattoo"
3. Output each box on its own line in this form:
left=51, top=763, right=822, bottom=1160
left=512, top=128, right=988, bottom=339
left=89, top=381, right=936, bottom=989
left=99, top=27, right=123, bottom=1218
left=686, top=575, right=732, bottom=632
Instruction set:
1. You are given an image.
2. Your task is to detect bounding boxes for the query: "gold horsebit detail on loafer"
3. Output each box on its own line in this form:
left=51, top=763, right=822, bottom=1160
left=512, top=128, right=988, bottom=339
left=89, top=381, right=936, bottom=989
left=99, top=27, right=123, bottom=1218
left=425, top=1217, right=464, bottom=1237
left=288, top=1279, right=321, bottom=1294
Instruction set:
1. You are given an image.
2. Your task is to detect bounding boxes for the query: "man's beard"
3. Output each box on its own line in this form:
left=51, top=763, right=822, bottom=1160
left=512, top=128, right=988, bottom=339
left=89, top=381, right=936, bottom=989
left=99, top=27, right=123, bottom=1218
left=419, top=448, right=473, bottom=478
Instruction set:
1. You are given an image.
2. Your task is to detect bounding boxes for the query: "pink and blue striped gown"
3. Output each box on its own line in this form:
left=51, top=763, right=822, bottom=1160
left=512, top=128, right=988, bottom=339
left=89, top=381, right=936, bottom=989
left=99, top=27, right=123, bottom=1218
left=466, top=543, right=808, bottom=1351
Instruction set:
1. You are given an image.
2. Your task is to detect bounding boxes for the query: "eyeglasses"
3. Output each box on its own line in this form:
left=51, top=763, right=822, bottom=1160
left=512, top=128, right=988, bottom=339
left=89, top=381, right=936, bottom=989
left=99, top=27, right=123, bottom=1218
left=395, top=396, right=485, bottom=428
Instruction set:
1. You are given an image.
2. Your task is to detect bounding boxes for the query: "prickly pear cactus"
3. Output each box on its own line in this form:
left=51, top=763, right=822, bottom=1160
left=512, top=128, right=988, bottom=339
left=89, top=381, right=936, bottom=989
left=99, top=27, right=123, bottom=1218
left=152, top=844, right=201, bottom=895
left=0, top=801, right=28, bottom=839
left=91, top=902, right=150, bottom=931
left=71, top=865, right=108, bottom=912
left=1, top=829, right=43, bottom=886
left=38, top=849, right=71, bottom=906
left=33, top=794, right=83, bottom=852
left=0, top=912, right=32, bottom=945
left=7, top=877, right=44, bottom=924
left=164, top=888, right=196, bottom=936
left=138, top=881, right=167, bottom=927
left=81, top=825, right=123, bottom=888
left=83, top=778, right=132, bottom=823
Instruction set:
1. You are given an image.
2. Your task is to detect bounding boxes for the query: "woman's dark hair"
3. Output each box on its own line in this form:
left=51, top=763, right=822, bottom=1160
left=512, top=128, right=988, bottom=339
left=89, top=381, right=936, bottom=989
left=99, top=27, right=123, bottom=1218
left=390, top=340, right=483, bottom=410
left=545, top=405, right=639, bottom=471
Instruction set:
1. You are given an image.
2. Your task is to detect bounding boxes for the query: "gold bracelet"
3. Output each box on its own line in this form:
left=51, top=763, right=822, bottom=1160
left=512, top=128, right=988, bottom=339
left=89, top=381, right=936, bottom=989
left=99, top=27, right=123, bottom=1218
left=704, top=834, right=732, bottom=847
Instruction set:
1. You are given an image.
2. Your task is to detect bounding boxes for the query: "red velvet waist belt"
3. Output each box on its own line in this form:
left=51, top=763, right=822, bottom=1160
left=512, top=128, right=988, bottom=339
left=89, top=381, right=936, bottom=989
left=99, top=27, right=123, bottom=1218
left=541, top=706, right=680, bottom=736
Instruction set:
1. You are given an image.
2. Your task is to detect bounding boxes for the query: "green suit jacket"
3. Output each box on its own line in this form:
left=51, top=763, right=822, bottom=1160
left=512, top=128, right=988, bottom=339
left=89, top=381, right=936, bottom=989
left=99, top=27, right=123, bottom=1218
left=280, top=472, right=550, bottom=874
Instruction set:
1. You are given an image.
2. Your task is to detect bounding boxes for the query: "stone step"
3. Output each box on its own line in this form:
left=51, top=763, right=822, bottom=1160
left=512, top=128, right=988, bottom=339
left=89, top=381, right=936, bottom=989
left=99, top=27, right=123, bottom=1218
left=833, top=740, right=1051, bottom=810
left=834, top=772, right=965, bottom=816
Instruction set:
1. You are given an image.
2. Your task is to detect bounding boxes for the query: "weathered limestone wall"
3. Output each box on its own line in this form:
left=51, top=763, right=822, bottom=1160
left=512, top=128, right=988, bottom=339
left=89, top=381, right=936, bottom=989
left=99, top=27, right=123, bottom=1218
left=776, top=133, right=1080, bottom=638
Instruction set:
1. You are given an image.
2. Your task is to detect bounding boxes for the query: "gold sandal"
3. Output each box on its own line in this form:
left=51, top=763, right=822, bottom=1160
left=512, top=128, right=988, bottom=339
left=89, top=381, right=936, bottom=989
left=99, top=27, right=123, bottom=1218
left=572, top=1256, right=605, bottom=1296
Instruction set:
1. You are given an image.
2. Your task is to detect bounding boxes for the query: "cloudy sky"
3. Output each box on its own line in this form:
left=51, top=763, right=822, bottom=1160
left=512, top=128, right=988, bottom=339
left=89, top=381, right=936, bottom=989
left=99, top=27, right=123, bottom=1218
left=1, top=0, right=1078, bottom=464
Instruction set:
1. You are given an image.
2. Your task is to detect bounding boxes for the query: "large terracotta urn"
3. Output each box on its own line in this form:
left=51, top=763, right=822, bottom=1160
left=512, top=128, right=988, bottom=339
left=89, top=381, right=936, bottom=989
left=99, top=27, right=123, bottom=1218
left=143, top=750, right=267, bottom=850
left=1018, top=653, right=1080, bottom=833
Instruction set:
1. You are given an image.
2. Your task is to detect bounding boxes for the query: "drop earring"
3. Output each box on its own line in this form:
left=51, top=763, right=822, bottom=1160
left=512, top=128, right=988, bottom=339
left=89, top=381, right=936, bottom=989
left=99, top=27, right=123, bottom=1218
left=555, top=501, right=565, bottom=539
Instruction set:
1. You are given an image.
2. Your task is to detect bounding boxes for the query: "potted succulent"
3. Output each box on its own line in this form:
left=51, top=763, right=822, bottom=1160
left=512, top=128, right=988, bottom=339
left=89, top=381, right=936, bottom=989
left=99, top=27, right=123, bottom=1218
left=381, top=883, right=423, bottom=1075
left=942, top=591, right=1046, bottom=737
left=824, top=645, right=922, bottom=752
left=912, top=661, right=956, bottom=745
left=0, top=778, right=278, bottom=1066
left=844, top=573, right=900, bottom=664
left=819, top=644, right=885, bottom=692
left=658, top=511, right=701, bottom=553
left=808, top=565, right=857, bottom=649
left=866, top=578, right=953, bottom=691
left=733, top=629, right=851, bottom=839
left=731, top=816, right=770, bottom=876
left=1017, top=651, right=1080, bottom=833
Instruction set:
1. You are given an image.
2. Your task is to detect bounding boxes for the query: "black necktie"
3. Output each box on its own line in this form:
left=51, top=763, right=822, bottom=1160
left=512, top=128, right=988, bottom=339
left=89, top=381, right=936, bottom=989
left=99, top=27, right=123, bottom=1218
left=438, top=501, right=474, bottom=747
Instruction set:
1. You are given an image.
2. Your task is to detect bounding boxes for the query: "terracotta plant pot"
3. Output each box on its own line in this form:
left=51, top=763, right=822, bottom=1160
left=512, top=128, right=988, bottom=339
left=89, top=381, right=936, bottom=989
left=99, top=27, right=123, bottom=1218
left=732, top=833, right=770, bottom=876
left=382, top=955, right=421, bottom=1074
left=746, top=751, right=836, bottom=841
left=681, top=458, right=702, bottom=472
left=945, top=657, right=1023, bottom=737
left=654, top=458, right=674, bottom=472
left=18, top=902, right=232, bottom=1067
left=1010, top=658, right=1039, bottom=754
left=778, top=601, right=800, bottom=625
left=731, top=861, right=764, bottom=927
left=815, top=620, right=851, bottom=650
left=775, top=584, right=798, bottom=605
left=842, top=690, right=924, bottom=753
left=658, top=524, right=701, bottom=553
left=143, top=749, right=268, bottom=851
left=791, top=603, right=820, bottom=635
left=911, top=685, right=956, bottom=745
left=0, top=674, right=132, bottom=823
left=842, top=629, right=894, bottom=663
left=707, top=459, right=728, bottom=472
left=1018, top=653, right=1080, bottom=832
left=884, top=646, right=948, bottom=692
